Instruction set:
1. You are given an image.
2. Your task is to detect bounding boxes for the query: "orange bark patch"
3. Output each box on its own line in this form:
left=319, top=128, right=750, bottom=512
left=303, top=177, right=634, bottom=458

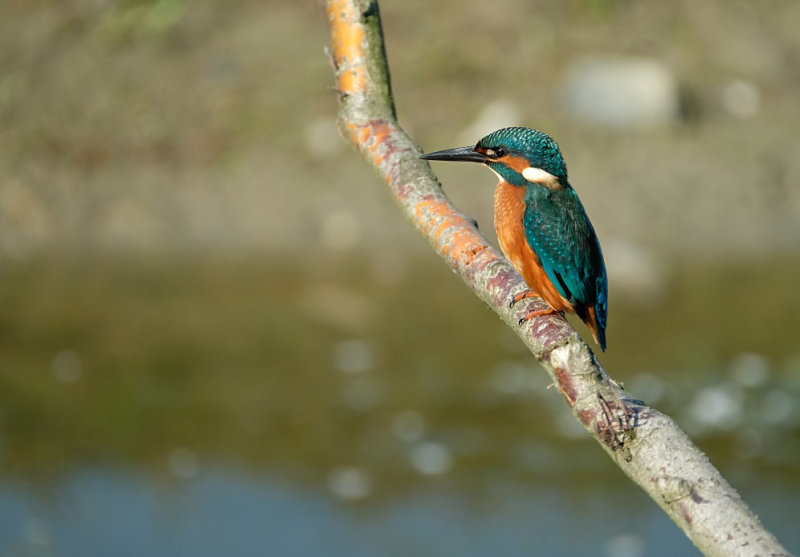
left=415, top=198, right=485, bottom=262
left=346, top=120, right=393, bottom=166
left=340, top=65, right=368, bottom=93
left=327, top=0, right=368, bottom=93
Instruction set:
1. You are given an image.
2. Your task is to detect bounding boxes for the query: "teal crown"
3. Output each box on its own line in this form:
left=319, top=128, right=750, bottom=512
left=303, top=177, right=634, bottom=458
left=477, top=127, right=568, bottom=182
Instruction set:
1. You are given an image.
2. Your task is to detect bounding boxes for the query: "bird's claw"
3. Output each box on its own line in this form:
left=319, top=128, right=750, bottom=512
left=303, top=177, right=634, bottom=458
left=510, top=289, right=540, bottom=308
left=517, top=306, right=559, bottom=327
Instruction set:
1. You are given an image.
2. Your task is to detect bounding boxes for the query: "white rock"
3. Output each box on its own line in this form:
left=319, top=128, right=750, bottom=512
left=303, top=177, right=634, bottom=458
left=562, top=56, right=679, bottom=128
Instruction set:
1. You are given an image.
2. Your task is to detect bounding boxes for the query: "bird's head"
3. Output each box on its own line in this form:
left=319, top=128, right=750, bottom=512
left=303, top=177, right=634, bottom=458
left=420, top=127, right=568, bottom=188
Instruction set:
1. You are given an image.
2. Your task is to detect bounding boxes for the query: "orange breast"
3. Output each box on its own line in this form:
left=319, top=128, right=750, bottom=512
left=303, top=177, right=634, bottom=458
left=493, top=181, right=574, bottom=314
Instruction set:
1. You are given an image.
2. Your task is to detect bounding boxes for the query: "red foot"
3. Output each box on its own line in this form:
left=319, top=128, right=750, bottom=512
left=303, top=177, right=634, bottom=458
left=509, top=289, right=541, bottom=308
left=518, top=306, right=559, bottom=325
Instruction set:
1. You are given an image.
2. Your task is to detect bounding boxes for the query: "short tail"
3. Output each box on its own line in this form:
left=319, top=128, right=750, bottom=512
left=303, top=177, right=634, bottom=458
left=585, top=305, right=607, bottom=351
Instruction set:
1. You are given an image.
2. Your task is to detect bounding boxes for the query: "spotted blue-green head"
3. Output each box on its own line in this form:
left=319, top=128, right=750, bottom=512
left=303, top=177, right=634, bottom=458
left=420, top=127, right=568, bottom=187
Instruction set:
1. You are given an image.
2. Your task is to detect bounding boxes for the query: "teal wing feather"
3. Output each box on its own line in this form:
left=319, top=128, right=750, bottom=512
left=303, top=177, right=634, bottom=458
left=523, top=184, right=608, bottom=349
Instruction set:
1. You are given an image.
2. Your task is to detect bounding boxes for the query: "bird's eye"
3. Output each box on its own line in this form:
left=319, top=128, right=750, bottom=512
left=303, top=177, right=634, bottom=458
left=493, top=147, right=506, bottom=158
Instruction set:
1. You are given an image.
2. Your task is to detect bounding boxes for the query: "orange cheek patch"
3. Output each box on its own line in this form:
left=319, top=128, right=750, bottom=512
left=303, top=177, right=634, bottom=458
left=347, top=119, right=393, bottom=162
left=498, top=154, right=531, bottom=173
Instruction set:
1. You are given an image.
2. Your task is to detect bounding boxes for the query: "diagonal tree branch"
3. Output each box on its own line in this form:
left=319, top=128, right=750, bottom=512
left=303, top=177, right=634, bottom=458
left=325, top=1, right=790, bottom=555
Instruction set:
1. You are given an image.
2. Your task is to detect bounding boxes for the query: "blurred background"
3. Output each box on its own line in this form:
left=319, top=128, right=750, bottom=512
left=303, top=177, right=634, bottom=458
left=1, top=0, right=799, bottom=555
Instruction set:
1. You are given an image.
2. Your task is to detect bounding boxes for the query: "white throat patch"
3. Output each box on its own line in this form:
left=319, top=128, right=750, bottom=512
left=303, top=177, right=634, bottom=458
left=521, top=167, right=558, bottom=185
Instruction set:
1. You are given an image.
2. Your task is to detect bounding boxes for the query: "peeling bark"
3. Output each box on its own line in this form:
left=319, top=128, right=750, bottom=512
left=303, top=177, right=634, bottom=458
left=324, top=1, right=791, bottom=555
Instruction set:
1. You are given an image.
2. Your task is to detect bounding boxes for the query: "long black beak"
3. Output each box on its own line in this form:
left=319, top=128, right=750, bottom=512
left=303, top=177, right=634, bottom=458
left=420, top=145, right=489, bottom=163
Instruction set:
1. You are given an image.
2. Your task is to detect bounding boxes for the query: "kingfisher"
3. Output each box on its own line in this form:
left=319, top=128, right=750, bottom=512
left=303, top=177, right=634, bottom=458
left=420, top=127, right=608, bottom=350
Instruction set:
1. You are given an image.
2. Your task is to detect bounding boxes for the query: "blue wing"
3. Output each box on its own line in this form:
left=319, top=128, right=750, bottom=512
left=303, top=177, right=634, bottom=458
left=523, top=184, right=607, bottom=346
